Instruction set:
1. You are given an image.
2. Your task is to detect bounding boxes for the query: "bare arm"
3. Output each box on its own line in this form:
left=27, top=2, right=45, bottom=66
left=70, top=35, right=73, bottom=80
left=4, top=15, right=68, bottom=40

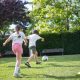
left=24, top=36, right=28, bottom=46
left=3, top=37, right=11, bottom=46
left=41, top=37, right=44, bottom=42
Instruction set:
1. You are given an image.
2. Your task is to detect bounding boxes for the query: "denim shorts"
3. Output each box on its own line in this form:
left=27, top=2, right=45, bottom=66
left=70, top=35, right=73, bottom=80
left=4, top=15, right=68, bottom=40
left=29, top=46, right=36, bottom=54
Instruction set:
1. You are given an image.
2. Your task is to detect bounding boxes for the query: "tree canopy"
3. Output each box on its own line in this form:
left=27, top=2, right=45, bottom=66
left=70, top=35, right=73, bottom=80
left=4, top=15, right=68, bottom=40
left=29, top=0, right=80, bottom=34
left=0, top=0, right=30, bottom=29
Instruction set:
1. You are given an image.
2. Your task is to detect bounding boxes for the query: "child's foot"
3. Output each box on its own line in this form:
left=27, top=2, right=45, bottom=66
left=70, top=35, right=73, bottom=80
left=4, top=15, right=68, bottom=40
left=25, top=62, right=31, bottom=68
left=13, top=73, right=22, bottom=78
left=36, top=61, right=41, bottom=64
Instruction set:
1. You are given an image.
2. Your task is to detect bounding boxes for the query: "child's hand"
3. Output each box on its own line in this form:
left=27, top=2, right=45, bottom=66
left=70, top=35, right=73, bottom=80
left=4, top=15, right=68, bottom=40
left=3, top=43, right=6, bottom=46
left=41, top=38, right=44, bottom=42
left=24, top=42, right=27, bottom=46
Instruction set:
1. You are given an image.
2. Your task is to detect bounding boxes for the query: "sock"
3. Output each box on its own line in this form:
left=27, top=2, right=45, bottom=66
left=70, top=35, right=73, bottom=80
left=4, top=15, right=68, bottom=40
left=14, top=66, right=20, bottom=74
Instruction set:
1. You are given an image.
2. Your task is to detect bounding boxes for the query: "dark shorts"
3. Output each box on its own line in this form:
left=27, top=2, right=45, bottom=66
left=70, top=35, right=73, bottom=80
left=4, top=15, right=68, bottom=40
left=29, top=46, right=36, bottom=54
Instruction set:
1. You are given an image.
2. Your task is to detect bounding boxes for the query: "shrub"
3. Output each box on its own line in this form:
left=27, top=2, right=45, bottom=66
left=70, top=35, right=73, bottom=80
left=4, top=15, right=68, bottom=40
left=37, top=31, right=80, bottom=55
left=0, top=30, right=80, bottom=56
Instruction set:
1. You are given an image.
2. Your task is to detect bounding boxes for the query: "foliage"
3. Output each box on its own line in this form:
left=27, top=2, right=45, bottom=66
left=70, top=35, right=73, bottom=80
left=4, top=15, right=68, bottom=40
left=0, top=0, right=30, bottom=29
left=1, top=31, right=80, bottom=55
left=36, top=31, right=80, bottom=54
left=29, top=0, right=80, bottom=33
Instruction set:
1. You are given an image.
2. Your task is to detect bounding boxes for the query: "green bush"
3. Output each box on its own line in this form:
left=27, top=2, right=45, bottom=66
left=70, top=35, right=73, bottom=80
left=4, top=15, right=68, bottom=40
left=37, top=31, right=80, bottom=55
left=0, top=31, right=80, bottom=56
left=0, top=37, right=29, bottom=56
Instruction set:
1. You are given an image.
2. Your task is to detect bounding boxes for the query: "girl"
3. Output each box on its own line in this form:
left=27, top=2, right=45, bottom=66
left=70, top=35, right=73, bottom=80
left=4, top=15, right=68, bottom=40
left=3, top=24, right=27, bottom=77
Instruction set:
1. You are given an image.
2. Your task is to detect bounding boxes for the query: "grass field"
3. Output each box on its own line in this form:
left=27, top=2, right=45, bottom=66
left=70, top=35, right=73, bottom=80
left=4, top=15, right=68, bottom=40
left=0, top=55, right=80, bottom=80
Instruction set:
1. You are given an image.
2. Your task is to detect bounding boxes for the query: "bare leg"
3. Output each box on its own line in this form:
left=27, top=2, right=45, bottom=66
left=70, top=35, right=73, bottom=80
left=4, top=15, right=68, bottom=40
left=25, top=50, right=41, bottom=67
left=27, top=54, right=34, bottom=62
left=14, top=53, right=22, bottom=76
left=25, top=53, right=35, bottom=68
left=34, top=51, right=38, bottom=62
left=16, top=53, right=22, bottom=67
left=34, top=51, right=41, bottom=64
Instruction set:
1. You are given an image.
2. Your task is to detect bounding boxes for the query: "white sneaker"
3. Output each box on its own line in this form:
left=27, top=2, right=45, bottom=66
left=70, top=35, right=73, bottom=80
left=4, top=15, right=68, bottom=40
left=13, top=73, right=22, bottom=78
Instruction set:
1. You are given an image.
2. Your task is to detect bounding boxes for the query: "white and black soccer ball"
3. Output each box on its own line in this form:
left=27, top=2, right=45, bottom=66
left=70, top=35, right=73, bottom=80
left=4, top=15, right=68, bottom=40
left=42, top=55, right=48, bottom=61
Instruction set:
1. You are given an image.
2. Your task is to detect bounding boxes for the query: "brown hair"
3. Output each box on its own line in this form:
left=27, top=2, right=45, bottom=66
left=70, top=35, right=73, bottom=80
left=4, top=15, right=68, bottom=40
left=15, top=24, right=21, bottom=32
left=32, top=30, right=39, bottom=34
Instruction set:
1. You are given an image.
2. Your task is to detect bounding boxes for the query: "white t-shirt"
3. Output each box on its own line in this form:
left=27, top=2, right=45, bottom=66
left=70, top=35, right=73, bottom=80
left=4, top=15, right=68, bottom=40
left=27, top=34, right=41, bottom=47
left=9, top=31, right=25, bottom=45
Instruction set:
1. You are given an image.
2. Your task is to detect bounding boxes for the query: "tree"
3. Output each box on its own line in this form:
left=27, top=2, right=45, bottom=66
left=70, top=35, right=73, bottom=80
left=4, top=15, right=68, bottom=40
left=0, top=0, right=30, bottom=29
left=29, top=0, right=80, bottom=34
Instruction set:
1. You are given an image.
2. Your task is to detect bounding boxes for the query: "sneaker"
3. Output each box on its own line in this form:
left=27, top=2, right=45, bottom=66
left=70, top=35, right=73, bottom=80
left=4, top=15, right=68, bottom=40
left=13, top=73, right=22, bottom=78
left=36, top=61, right=41, bottom=64
left=25, top=62, right=31, bottom=68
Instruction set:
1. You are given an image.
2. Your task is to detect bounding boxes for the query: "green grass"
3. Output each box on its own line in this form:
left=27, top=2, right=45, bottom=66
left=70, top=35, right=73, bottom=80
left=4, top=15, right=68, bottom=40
left=0, top=55, right=80, bottom=80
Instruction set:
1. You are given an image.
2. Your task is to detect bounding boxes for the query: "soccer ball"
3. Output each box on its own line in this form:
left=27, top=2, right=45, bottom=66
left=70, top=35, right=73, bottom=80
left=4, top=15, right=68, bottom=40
left=42, top=55, right=48, bottom=61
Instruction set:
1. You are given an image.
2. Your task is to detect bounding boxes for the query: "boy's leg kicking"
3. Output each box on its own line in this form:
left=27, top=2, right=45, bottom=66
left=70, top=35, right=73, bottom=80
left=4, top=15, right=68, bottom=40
left=25, top=47, right=35, bottom=68
left=25, top=54, right=34, bottom=68
left=25, top=46, right=41, bottom=67
left=34, top=51, right=41, bottom=64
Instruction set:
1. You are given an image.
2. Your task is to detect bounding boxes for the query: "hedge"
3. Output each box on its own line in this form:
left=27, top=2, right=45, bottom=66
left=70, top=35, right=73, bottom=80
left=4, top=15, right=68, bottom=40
left=0, top=37, right=29, bottom=57
left=0, top=31, right=80, bottom=56
left=37, top=31, right=80, bottom=55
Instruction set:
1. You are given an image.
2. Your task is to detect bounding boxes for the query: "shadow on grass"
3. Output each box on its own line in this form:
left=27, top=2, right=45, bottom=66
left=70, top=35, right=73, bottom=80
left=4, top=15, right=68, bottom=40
left=7, top=62, right=80, bottom=69
left=47, top=63, right=80, bottom=67
left=7, top=66, right=44, bottom=69
left=20, top=73, right=80, bottom=79
left=44, top=75, right=80, bottom=79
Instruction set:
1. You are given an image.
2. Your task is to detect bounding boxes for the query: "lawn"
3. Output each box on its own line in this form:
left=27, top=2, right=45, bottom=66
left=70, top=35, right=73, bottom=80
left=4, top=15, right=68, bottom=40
left=0, top=55, right=80, bottom=80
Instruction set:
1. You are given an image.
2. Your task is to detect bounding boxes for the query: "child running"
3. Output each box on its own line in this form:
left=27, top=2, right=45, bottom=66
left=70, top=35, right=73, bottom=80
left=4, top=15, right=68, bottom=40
left=3, top=24, right=27, bottom=77
left=25, top=30, right=44, bottom=68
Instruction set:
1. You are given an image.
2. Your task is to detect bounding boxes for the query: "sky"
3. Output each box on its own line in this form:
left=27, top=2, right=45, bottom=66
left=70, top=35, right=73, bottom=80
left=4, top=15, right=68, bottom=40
left=21, top=0, right=32, bottom=3
left=21, top=0, right=33, bottom=11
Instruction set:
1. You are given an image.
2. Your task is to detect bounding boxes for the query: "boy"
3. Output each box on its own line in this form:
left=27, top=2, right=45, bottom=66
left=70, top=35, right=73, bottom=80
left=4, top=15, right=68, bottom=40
left=25, top=30, right=44, bottom=68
